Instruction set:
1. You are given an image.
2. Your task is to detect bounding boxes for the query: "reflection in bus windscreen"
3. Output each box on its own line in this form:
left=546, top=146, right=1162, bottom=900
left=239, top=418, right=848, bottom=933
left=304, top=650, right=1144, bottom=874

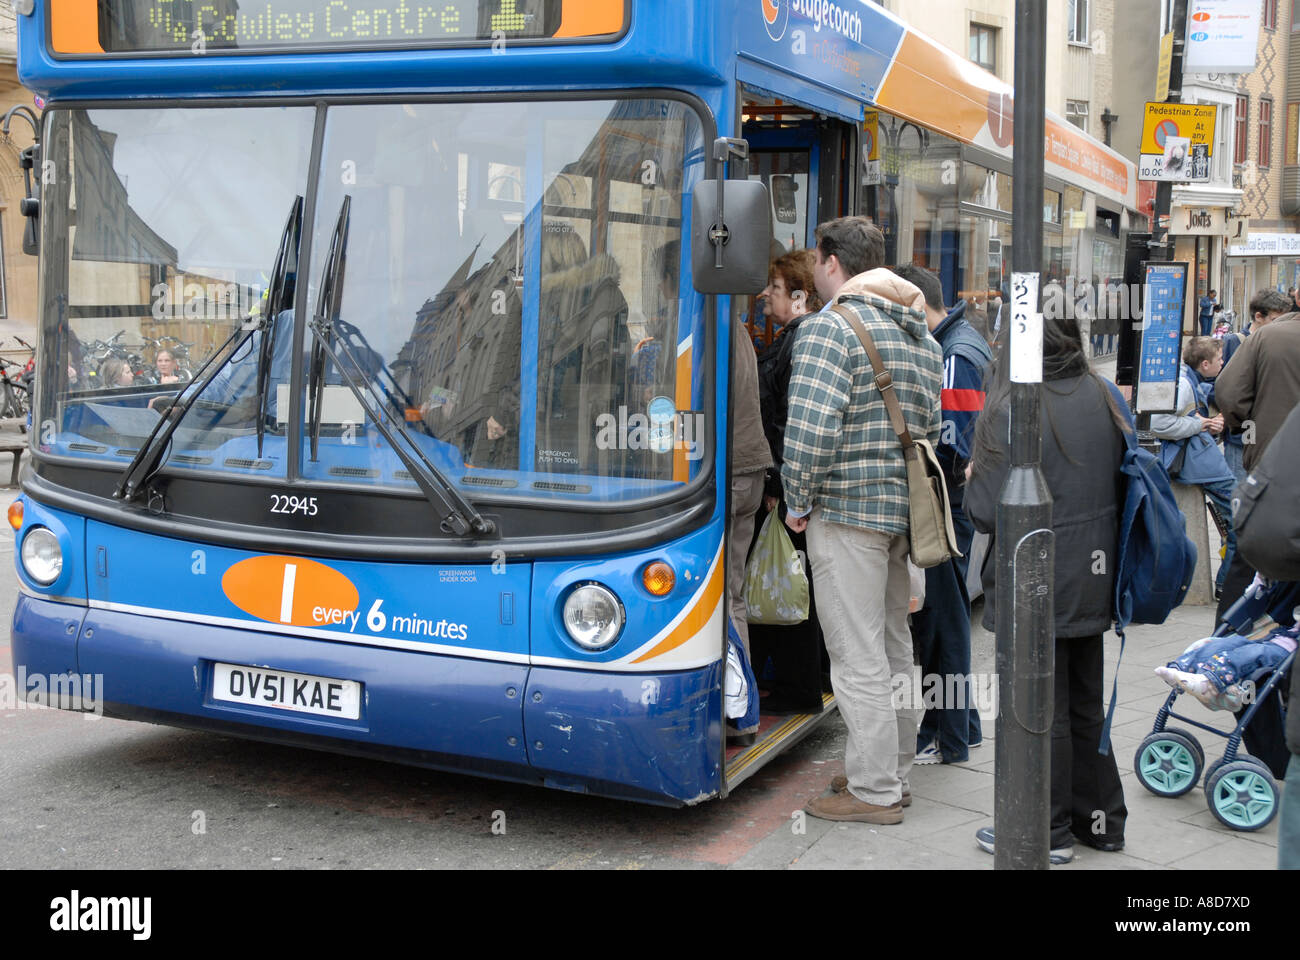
left=82, top=0, right=601, bottom=54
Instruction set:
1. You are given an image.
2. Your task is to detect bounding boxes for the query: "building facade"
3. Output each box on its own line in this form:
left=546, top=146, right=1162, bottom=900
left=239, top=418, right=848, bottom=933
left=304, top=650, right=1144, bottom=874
left=1225, top=0, right=1300, bottom=310
left=0, top=5, right=39, bottom=356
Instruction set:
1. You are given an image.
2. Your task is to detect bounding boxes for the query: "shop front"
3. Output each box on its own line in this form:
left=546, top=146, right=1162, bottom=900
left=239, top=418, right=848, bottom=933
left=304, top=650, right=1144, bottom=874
left=1169, top=204, right=1227, bottom=333
left=1226, top=232, right=1300, bottom=319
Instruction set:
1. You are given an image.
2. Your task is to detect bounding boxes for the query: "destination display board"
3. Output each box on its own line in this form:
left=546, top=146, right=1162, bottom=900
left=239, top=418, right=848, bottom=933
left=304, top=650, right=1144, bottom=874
left=48, top=0, right=626, bottom=56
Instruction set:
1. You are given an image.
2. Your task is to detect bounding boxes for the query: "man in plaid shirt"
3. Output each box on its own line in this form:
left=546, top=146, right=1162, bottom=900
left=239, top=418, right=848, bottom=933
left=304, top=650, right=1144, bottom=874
left=782, top=217, right=943, bottom=824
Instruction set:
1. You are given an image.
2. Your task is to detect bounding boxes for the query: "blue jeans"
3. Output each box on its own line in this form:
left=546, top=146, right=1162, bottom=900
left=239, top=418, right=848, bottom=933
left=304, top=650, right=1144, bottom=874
left=1203, top=479, right=1238, bottom=593
left=1200, top=313, right=1214, bottom=336
left=1223, top=439, right=1246, bottom=487
left=1171, top=634, right=1289, bottom=692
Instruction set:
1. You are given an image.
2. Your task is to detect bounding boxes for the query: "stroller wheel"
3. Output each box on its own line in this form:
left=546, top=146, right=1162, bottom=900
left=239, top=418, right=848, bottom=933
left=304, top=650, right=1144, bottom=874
left=1205, top=761, right=1279, bottom=831
left=1135, top=730, right=1203, bottom=797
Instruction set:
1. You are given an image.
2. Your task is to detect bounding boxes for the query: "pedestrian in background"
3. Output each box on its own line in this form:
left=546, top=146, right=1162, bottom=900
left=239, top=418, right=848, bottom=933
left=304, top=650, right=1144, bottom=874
left=782, top=217, right=943, bottom=824
left=1198, top=288, right=1218, bottom=337
left=1214, top=289, right=1290, bottom=487
left=1215, top=297, right=1300, bottom=619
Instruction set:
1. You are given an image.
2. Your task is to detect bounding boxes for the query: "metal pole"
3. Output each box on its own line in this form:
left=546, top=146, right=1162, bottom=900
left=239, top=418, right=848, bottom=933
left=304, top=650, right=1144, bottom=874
left=995, top=0, right=1054, bottom=871
left=1138, top=0, right=1188, bottom=439
left=1149, top=0, right=1189, bottom=268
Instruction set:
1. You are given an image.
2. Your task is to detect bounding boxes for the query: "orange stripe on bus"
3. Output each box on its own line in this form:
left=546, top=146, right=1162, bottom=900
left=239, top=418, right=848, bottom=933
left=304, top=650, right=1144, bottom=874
left=876, top=30, right=1003, bottom=145
left=50, top=0, right=104, bottom=54
left=673, top=344, right=691, bottom=482
left=630, top=552, right=722, bottom=664
left=555, top=0, right=625, bottom=38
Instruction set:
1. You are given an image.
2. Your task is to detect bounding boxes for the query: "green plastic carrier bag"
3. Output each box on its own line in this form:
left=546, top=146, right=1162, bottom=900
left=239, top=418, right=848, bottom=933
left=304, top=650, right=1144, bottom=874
left=743, top=510, right=810, bottom=626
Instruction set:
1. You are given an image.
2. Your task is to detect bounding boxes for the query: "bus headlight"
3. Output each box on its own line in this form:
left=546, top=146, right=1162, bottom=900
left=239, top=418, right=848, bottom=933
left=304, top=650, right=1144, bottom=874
left=562, top=583, right=624, bottom=651
left=21, top=526, right=63, bottom=586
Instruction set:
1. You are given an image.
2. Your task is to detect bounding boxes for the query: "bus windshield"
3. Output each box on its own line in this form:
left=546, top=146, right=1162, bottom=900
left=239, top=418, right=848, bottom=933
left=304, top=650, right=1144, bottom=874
left=36, top=98, right=709, bottom=506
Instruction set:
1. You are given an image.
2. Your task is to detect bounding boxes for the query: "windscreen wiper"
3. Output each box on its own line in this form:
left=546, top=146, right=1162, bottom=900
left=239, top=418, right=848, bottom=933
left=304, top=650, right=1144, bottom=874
left=114, top=196, right=305, bottom=503
left=255, top=200, right=302, bottom=456
left=308, top=198, right=495, bottom=538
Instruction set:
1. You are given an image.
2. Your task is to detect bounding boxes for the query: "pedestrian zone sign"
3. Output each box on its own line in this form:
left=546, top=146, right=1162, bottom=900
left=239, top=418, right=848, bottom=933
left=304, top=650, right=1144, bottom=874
left=1139, top=103, right=1217, bottom=183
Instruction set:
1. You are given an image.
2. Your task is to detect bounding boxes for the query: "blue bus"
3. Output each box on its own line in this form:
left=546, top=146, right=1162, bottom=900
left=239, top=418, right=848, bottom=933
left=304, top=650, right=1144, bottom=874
left=10, top=0, right=1138, bottom=805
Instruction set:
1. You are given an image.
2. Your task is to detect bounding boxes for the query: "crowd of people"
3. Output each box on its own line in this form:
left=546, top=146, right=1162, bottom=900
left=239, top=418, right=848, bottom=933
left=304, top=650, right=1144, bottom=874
left=725, top=214, right=1299, bottom=868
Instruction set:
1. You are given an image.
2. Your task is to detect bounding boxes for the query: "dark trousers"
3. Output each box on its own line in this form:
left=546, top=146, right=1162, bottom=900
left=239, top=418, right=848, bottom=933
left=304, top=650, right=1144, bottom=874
left=912, top=558, right=980, bottom=761
left=915, top=501, right=982, bottom=757
left=1052, top=633, right=1127, bottom=849
left=749, top=502, right=826, bottom=711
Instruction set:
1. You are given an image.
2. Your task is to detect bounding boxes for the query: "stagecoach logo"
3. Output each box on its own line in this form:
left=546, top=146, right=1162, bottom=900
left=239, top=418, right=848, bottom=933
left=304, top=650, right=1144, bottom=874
left=762, top=0, right=789, bottom=41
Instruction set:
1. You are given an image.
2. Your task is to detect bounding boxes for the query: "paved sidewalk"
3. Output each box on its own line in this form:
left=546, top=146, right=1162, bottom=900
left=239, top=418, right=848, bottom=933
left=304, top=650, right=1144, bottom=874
left=735, top=601, right=1284, bottom=869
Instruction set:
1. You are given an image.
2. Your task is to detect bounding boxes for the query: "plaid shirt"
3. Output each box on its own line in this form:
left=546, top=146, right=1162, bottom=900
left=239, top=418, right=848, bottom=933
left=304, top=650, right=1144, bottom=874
left=780, top=293, right=943, bottom=536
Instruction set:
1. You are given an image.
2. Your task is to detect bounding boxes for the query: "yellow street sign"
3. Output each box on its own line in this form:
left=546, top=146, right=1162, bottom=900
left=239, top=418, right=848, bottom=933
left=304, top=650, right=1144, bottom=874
left=1155, top=33, right=1174, bottom=101
left=1141, top=102, right=1218, bottom=156
left=863, top=110, right=880, bottom=162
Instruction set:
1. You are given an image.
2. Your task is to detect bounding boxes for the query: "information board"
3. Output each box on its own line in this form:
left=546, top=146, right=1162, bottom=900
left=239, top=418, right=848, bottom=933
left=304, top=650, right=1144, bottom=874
left=1136, top=262, right=1189, bottom=414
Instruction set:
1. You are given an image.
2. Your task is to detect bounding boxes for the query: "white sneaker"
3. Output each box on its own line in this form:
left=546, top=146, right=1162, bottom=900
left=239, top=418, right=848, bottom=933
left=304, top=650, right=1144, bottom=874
left=914, top=740, right=943, bottom=765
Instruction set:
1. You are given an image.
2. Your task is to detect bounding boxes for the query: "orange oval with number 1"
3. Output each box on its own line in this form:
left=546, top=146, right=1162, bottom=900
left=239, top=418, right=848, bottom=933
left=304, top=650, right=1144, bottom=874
left=222, top=556, right=359, bottom=627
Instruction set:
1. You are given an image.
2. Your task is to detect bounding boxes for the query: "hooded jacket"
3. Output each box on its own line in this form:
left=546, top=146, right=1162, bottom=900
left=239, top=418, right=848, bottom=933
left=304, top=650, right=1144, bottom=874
left=781, top=269, right=943, bottom=536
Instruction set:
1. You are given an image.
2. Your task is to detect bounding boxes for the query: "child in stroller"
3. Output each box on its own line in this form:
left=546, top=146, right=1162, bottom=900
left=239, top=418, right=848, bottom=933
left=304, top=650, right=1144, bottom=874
left=1155, top=619, right=1298, bottom=711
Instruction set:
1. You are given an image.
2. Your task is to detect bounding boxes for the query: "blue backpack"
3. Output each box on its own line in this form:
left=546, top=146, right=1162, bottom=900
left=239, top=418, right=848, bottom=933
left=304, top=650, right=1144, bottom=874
left=1107, top=381, right=1198, bottom=630
left=1100, top=381, right=1198, bottom=752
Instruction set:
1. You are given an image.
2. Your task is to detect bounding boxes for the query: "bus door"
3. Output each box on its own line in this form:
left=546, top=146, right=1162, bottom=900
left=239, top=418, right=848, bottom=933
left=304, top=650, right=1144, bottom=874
left=723, top=95, right=859, bottom=792
left=738, top=100, right=858, bottom=348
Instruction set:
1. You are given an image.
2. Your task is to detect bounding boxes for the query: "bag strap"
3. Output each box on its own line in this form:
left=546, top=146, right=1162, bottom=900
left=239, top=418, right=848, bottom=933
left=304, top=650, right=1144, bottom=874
left=829, top=303, right=916, bottom=452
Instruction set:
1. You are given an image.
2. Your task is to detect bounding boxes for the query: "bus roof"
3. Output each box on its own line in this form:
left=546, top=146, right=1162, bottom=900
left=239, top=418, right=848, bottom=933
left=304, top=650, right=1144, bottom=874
left=737, top=0, right=1136, bottom=211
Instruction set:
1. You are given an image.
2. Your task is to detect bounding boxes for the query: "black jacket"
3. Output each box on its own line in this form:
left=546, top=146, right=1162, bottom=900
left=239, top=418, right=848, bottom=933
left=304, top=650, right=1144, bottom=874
left=756, top=314, right=807, bottom=497
left=966, top=372, right=1127, bottom=638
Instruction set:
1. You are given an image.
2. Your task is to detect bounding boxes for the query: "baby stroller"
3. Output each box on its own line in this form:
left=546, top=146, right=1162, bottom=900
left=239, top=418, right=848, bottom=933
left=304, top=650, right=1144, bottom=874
left=1133, top=579, right=1296, bottom=831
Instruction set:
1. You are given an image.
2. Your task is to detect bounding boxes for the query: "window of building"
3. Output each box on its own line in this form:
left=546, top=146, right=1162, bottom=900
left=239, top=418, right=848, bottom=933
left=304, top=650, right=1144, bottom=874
left=1068, top=0, right=1090, bottom=43
left=969, top=23, right=997, bottom=73
left=1264, top=0, right=1278, bottom=30
left=1066, top=100, right=1089, bottom=132
left=1235, top=94, right=1249, bottom=164
left=1260, top=98, right=1273, bottom=167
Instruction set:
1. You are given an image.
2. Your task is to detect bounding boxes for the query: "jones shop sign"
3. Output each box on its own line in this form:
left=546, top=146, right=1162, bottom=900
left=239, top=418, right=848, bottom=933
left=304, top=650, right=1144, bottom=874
left=1171, top=206, right=1225, bottom=236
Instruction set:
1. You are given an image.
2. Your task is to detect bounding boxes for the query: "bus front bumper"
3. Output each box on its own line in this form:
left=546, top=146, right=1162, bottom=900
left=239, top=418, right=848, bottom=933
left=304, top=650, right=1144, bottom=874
left=11, top=595, right=724, bottom=806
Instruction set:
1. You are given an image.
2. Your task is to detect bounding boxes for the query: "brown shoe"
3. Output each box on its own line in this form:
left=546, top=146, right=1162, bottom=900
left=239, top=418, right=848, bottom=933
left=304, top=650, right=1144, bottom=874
left=805, top=791, right=904, bottom=824
left=829, top=776, right=910, bottom=807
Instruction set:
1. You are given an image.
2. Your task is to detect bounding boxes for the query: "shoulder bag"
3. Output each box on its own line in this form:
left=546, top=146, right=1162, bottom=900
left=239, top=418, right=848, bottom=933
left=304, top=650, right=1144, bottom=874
left=830, top=304, right=959, bottom=568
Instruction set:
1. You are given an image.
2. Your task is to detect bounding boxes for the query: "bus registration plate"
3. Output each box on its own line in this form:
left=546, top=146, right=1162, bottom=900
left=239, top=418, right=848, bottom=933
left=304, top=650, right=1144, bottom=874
left=213, top=663, right=362, bottom=720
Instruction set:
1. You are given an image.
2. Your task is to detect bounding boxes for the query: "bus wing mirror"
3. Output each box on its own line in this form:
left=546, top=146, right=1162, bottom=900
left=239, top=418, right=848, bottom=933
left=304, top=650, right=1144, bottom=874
left=17, top=144, right=39, bottom=257
left=690, top=179, right=771, bottom=295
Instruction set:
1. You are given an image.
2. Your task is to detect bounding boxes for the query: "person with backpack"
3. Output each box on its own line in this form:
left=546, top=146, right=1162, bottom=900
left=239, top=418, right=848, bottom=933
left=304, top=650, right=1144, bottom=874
left=1148, top=337, right=1238, bottom=600
left=964, top=312, right=1131, bottom=864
